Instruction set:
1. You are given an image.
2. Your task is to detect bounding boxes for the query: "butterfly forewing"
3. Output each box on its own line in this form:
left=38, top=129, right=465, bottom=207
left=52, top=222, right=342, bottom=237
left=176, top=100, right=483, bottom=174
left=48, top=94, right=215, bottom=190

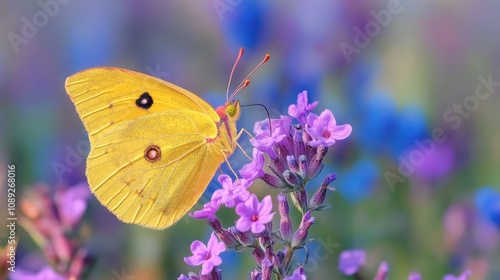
left=65, top=67, right=219, bottom=144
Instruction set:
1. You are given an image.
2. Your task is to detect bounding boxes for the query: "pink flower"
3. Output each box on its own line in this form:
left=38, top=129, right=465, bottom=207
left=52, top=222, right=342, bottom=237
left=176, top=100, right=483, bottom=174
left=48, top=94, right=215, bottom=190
left=338, top=249, right=366, bottom=275
left=288, top=90, right=318, bottom=125
left=184, top=233, right=226, bottom=275
left=212, top=175, right=250, bottom=208
left=235, top=194, right=275, bottom=234
left=306, top=110, right=352, bottom=147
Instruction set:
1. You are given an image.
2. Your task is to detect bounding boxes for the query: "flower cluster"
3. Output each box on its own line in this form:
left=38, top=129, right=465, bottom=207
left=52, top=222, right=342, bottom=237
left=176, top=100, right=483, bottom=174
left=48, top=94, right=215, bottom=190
left=7, top=183, right=93, bottom=280
left=179, top=91, right=352, bottom=279
left=338, top=249, right=472, bottom=280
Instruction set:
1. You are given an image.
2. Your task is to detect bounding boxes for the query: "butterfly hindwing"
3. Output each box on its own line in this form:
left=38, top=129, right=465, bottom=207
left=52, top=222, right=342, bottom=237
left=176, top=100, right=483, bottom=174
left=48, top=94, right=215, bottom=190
left=86, top=110, right=226, bottom=229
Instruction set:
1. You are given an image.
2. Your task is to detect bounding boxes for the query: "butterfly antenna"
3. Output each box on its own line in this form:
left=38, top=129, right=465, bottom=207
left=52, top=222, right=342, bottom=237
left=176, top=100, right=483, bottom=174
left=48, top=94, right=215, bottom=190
left=226, top=48, right=245, bottom=103
left=241, top=103, right=273, bottom=136
left=229, top=53, right=270, bottom=100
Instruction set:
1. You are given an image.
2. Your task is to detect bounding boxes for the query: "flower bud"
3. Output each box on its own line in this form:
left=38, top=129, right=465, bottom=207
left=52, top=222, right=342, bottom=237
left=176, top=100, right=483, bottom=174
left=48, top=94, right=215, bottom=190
left=283, top=170, right=301, bottom=188
left=290, top=189, right=308, bottom=213
left=252, top=247, right=265, bottom=264
left=261, top=258, right=273, bottom=280
left=291, top=211, right=315, bottom=248
left=306, top=145, right=327, bottom=180
left=251, top=269, right=262, bottom=280
left=206, top=217, right=223, bottom=232
left=277, top=193, right=292, bottom=242
left=310, top=173, right=336, bottom=208
left=292, top=128, right=306, bottom=158
left=297, top=155, right=308, bottom=179
left=261, top=173, right=286, bottom=189
left=229, top=226, right=254, bottom=246
left=276, top=249, right=286, bottom=265
left=215, top=228, right=240, bottom=249
left=286, top=155, right=300, bottom=175
left=200, top=268, right=221, bottom=280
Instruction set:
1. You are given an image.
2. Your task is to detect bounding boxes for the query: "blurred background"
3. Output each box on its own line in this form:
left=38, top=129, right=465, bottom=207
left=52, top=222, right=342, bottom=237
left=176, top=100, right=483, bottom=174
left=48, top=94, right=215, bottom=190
left=1, top=0, right=500, bottom=279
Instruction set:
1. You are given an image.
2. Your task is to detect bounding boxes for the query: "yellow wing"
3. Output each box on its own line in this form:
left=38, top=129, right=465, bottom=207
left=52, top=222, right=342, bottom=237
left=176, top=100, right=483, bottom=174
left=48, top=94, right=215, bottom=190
left=65, top=67, right=219, bottom=144
left=87, top=110, right=227, bottom=229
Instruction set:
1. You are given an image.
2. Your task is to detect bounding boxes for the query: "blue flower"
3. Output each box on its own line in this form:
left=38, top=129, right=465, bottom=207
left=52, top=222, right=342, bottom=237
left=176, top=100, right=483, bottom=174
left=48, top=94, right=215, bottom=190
left=475, top=187, right=500, bottom=227
left=337, top=158, right=379, bottom=203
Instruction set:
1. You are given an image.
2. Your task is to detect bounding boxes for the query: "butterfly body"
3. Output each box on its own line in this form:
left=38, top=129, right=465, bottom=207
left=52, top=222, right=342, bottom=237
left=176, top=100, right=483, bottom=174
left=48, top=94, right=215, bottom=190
left=65, top=67, right=240, bottom=229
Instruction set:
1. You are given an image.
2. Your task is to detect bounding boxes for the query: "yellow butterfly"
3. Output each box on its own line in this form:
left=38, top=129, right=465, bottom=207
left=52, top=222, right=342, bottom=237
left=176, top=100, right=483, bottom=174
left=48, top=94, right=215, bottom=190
left=65, top=50, right=269, bottom=229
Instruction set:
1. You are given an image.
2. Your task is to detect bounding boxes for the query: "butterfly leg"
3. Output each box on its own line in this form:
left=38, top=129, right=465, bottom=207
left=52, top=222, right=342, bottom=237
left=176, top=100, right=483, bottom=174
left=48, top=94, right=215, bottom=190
left=233, top=128, right=253, bottom=161
left=219, top=148, right=240, bottom=179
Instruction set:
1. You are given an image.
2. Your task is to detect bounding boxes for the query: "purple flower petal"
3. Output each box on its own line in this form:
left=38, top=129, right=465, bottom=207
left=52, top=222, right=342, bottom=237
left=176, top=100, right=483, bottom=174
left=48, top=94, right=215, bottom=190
left=55, top=183, right=91, bottom=228
left=183, top=233, right=225, bottom=275
left=239, top=149, right=265, bottom=182
left=235, top=194, right=275, bottom=234
left=10, top=266, right=66, bottom=280
left=408, top=272, right=422, bottom=280
left=338, top=250, right=366, bottom=275
left=190, top=202, right=220, bottom=220
left=443, top=269, right=472, bottom=280
left=284, top=266, right=307, bottom=280
left=288, top=91, right=319, bottom=125
left=250, top=116, right=292, bottom=159
left=306, top=110, right=352, bottom=147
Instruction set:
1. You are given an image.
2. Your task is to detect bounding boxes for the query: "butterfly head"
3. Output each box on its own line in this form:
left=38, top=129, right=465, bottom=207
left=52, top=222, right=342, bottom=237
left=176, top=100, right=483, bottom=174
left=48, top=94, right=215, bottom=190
left=216, top=100, right=241, bottom=122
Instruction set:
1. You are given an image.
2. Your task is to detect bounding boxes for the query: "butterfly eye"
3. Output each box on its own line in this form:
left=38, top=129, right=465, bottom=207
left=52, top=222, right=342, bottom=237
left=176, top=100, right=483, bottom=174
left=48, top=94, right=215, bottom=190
left=144, top=145, right=161, bottom=162
left=226, top=104, right=237, bottom=117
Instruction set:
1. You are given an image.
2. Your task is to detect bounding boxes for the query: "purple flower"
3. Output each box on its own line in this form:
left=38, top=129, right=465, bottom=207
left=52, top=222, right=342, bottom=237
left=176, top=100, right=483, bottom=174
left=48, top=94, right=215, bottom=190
left=408, top=272, right=422, bottom=280
left=443, top=269, right=472, bottom=280
left=184, top=233, right=226, bottom=275
left=190, top=202, right=220, bottom=220
left=10, top=266, right=66, bottom=280
left=373, top=261, right=389, bottom=280
left=235, top=194, right=275, bottom=234
left=55, top=182, right=91, bottom=228
left=284, top=266, right=307, bottom=280
left=338, top=249, right=366, bottom=275
left=306, top=110, right=352, bottom=147
left=239, top=149, right=265, bottom=182
left=212, top=175, right=250, bottom=208
left=288, top=90, right=318, bottom=125
left=250, top=116, right=292, bottom=159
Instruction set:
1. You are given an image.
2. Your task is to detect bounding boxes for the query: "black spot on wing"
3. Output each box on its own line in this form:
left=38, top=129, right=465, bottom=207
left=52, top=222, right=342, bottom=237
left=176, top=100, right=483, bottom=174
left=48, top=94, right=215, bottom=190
left=136, top=92, right=153, bottom=109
